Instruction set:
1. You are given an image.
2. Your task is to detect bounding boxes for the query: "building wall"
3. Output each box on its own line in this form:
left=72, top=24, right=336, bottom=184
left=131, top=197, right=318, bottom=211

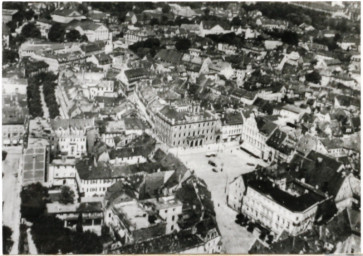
left=158, top=199, right=183, bottom=234
left=109, top=155, right=147, bottom=165
left=58, top=135, right=87, bottom=158
left=203, top=230, right=222, bottom=254
left=241, top=116, right=270, bottom=159
left=227, top=175, right=245, bottom=211
left=241, top=187, right=318, bottom=236
left=2, top=124, right=25, bottom=145
left=221, top=124, right=243, bottom=142
left=47, top=163, right=77, bottom=187
left=80, top=178, right=120, bottom=197
left=154, top=113, right=218, bottom=148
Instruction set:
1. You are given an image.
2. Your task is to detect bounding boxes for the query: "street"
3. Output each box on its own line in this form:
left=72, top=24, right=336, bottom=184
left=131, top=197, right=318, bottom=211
left=2, top=146, right=23, bottom=254
left=178, top=145, right=266, bottom=253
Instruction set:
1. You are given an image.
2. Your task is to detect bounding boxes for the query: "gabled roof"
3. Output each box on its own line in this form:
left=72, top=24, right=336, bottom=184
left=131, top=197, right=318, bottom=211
left=255, top=116, right=277, bottom=137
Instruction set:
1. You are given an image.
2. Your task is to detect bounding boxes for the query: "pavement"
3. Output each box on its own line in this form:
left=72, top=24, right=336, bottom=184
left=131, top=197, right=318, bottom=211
left=178, top=144, right=267, bottom=253
left=2, top=146, right=23, bottom=254
left=39, top=85, right=50, bottom=118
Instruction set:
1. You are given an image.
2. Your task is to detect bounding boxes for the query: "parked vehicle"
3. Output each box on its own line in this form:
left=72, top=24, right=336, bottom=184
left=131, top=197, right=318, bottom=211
left=247, top=223, right=255, bottom=233
left=2, top=151, right=7, bottom=161
left=206, top=153, right=217, bottom=157
left=247, top=163, right=255, bottom=166
left=212, top=168, right=218, bottom=173
left=208, top=160, right=216, bottom=167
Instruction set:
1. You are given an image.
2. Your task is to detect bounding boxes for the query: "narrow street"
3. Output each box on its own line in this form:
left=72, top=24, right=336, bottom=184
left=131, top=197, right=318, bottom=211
left=2, top=146, right=23, bottom=254
left=39, top=85, right=50, bottom=118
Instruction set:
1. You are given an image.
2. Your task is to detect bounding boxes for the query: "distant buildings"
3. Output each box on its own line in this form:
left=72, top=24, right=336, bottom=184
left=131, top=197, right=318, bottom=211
left=51, top=9, right=85, bottom=24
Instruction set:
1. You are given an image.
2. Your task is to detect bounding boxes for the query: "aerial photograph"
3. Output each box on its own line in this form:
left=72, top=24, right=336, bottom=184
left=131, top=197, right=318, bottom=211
left=1, top=1, right=361, bottom=254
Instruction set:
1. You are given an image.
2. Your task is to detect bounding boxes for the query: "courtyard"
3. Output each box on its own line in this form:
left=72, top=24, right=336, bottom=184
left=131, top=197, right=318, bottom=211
left=177, top=144, right=267, bottom=253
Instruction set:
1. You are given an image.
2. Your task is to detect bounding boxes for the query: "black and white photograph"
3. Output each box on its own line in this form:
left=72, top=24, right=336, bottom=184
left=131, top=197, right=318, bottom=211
left=1, top=1, right=361, bottom=254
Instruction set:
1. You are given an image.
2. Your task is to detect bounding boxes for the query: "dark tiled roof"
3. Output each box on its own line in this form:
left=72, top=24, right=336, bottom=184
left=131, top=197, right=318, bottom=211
left=50, top=118, right=94, bottom=130
left=154, top=49, right=183, bottom=65
left=77, top=201, right=102, bottom=213
left=247, top=178, right=324, bottom=212
left=266, top=129, right=293, bottom=155
left=223, top=112, right=243, bottom=126
left=80, top=43, right=104, bottom=53
left=289, top=151, right=344, bottom=197
left=256, top=116, right=278, bottom=137
left=231, top=88, right=257, bottom=100
left=124, top=68, right=149, bottom=80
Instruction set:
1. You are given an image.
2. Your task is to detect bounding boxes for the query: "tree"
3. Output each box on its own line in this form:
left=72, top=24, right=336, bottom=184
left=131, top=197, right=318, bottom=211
left=281, top=30, right=299, bottom=46
left=150, top=18, right=159, bottom=26
left=77, top=3, right=89, bottom=15
left=204, top=8, right=210, bottom=16
left=334, top=33, right=342, bottom=42
left=66, top=29, right=81, bottom=42
left=3, top=226, right=13, bottom=254
left=3, top=49, right=19, bottom=65
left=48, top=23, right=65, bottom=42
left=59, top=186, right=75, bottom=205
left=21, top=183, right=48, bottom=222
left=175, top=38, right=192, bottom=51
left=76, top=213, right=83, bottom=233
left=305, top=70, right=321, bottom=84
left=25, top=9, right=35, bottom=20
left=80, top=34, right=88, bottom=42
left=21, top=23, right=41, bottom=39
left=231, top=16, right=242, bottom=27
left=162, top=4, right=171, bottom=13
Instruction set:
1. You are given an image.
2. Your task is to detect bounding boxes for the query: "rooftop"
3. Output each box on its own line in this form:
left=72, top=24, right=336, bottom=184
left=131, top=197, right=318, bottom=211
left=23, top=146, right=46, bottom=185
left=247, top=176, right=324, bottom=212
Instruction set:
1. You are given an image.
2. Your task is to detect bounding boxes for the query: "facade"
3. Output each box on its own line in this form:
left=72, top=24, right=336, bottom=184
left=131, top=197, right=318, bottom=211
left=47, top=158, right=78, bottom=188
left=154, top=102, right=219, bottom=148
left=68, top=21, right=110, bottom=42
left=117, top=68, right=149, bottom=95
left=221, top=111, right=244, bottom=143
left=46, top=201, right=104, bottom=235
left=50, top=119, right=95, bottom=158
left=239, top=172, right=326, bottom=237
left=241, top=113, right=277, bottom=159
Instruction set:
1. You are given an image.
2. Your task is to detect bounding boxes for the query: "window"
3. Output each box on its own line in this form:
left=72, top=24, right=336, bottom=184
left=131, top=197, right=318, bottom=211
left=171, top=225, right=174, bottom=231
left=172, top=216, right=175, bottom=221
